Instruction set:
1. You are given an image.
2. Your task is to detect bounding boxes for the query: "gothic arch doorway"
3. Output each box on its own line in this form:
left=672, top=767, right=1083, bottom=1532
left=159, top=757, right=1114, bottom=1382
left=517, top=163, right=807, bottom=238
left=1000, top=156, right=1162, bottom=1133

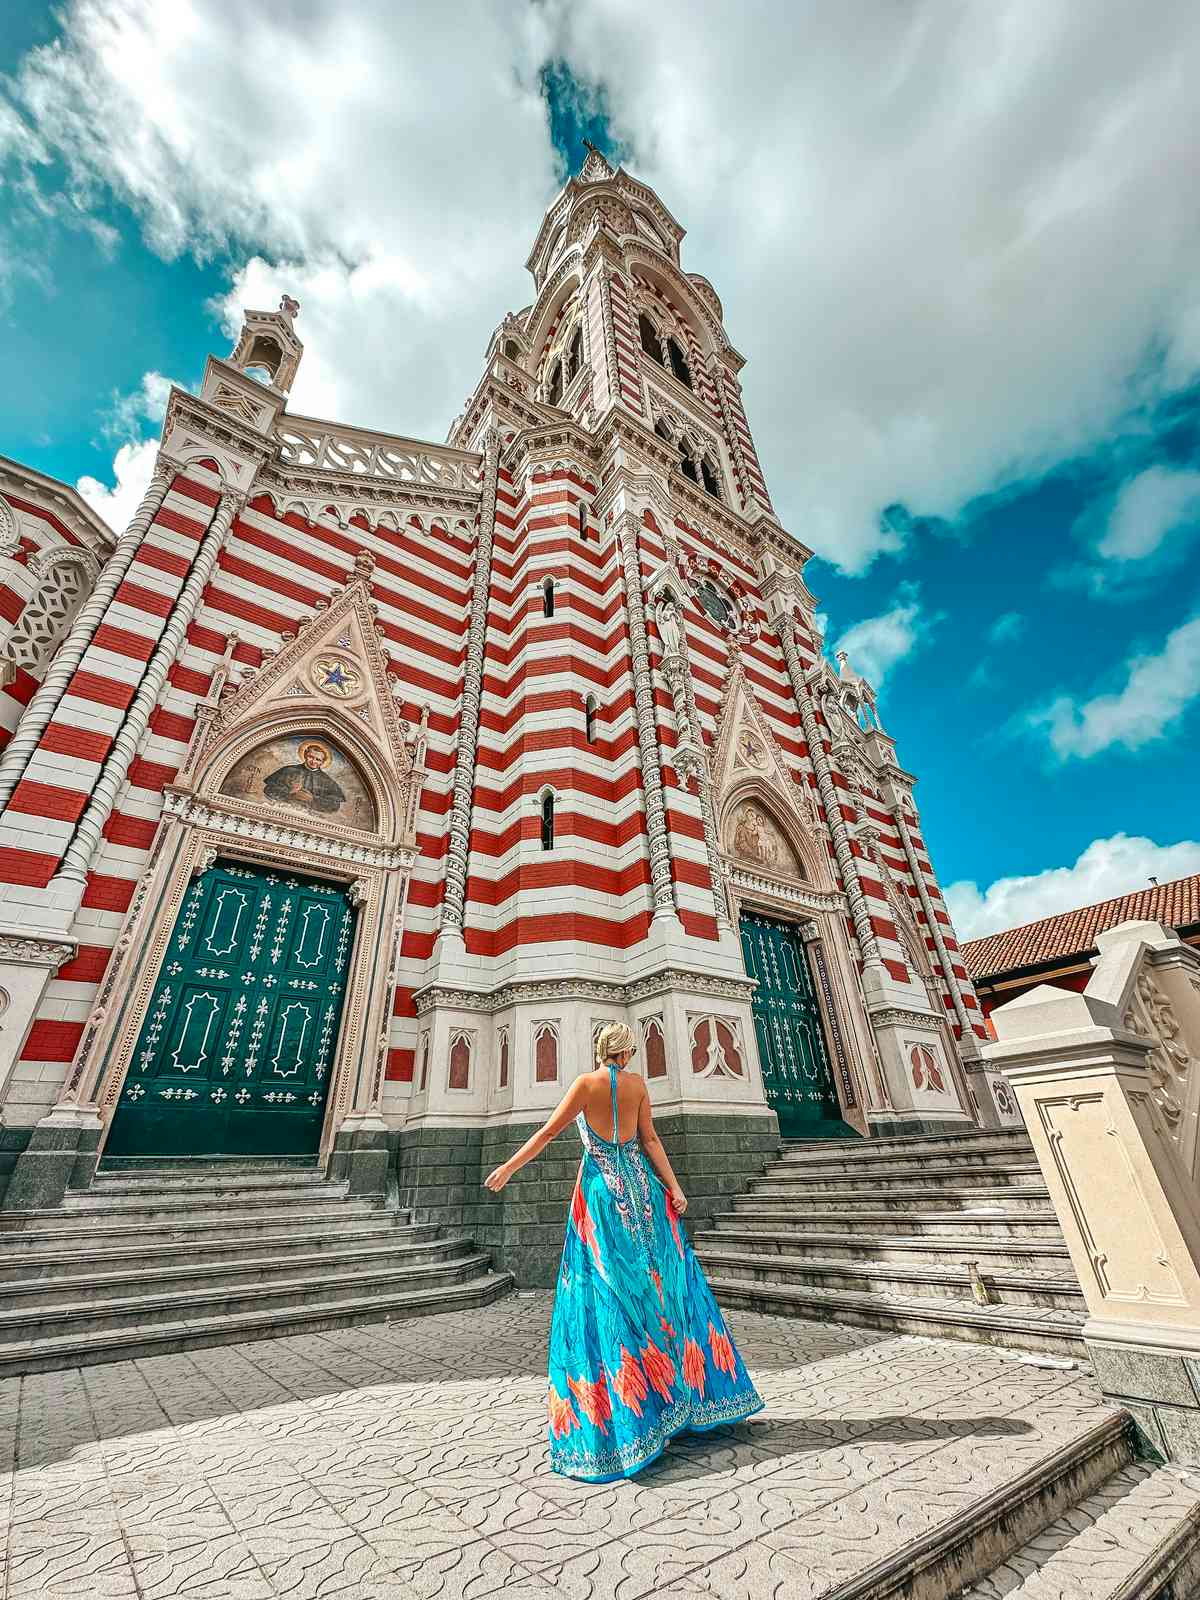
left=104, top=860, right=355, bottom=1161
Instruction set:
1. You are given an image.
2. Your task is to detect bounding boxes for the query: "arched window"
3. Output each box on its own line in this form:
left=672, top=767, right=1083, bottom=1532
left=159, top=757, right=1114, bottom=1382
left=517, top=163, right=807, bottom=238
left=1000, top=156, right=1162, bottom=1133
left=567, top=324, right=584, bottom=382
left=503, top=338, right=520, bottom=360
left=542, top=578, right=555, bottom=617
left=1, top=554, right=93, bottom=682
left=584, top=694, right=598, bottom=744
left=639, top=313, right=665, bottom=365
left=578, top=500, right=590, bottom=540
left=667, top=336, right=692, bottom=389
left=695, top=579, right=733, bottom=627
left=679, top=437, right=700, bottom=484
left=701, top=457, right=722, bottom=499
left=540, top=790, right=555, bottom=850
left=547, top=360, right=564, bottom=407
left=654, top=415, right=673, bottom=443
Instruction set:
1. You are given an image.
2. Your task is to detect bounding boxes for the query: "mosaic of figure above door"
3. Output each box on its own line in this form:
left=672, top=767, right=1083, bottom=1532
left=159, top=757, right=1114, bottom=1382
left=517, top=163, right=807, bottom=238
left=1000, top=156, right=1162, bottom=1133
left=739, top=910, right=857, bottom=1139
left=104, top=861, right=355, bottom=1161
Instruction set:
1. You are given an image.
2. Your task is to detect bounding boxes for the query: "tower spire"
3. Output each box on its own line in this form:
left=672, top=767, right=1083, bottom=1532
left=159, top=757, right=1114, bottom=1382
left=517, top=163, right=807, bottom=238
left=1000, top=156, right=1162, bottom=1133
left=579, top=138, right=614, bottom=184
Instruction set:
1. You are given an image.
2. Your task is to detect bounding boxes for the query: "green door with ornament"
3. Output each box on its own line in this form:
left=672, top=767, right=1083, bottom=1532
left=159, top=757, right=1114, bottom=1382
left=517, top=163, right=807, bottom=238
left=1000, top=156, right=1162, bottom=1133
left=740, top=911, right=856, bottom=1139
left=104, top=861, right=355, bottom=1162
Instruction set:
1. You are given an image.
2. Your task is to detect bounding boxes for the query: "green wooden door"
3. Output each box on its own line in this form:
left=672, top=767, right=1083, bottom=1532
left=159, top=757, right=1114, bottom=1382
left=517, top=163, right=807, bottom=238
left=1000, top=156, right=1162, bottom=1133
left=740, top=911, right=855, bottom=1139
left=105, top=861, right=355, bottom=1161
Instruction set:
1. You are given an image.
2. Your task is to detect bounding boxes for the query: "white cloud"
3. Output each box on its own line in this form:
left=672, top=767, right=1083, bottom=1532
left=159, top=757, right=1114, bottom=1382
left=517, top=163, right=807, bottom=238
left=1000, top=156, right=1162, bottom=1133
left=77, top=436, right=158, bottom=533
left=10, top=3, right=1200, bottom=576
left=7, top=0, right=559, bottom=449
left=988, top=611, right=1025, bottom=644
left=946, top=833, right=1200, bottom=942
left=103, top=369, right=173, bottom=439
left=541, top=0, right=1200, bottom=571
left=1095, top=465, right=1200, bottom=564
left=1030, top=613, right=1200, bottom=758
left=833, top=583, right=935, bottom=687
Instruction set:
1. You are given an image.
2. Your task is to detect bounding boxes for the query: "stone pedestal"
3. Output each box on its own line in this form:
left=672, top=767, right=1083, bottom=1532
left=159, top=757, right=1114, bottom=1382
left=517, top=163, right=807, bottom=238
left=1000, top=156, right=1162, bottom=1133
left=984, top=920, right=1200, bottom=1463
left=329, top=1112, right=391, bottom=1200
left=1, top=1104, right=102, bottom=1212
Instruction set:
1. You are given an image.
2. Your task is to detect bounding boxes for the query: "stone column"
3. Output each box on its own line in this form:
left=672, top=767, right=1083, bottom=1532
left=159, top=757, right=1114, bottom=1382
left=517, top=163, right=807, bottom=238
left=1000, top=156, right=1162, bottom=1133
left=655, top=592, right=728, bottom=930
left=53, top=487, right=243, bottom=891
left=892, top=803, right=980, bottom=1059
left=438, top=428, right=499, bottom=949
left=985, top=920, right=1200, bottom=1463
left=0, top=462, right=173, bottom=813
left=616, top=511, right=677, bottom=922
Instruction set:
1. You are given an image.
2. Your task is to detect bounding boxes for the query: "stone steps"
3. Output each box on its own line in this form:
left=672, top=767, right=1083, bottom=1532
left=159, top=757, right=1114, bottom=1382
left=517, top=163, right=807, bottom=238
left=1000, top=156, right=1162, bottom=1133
left=0, top=1161, right=511, bottom=1372
left=749, top=1161, right=1047, bottom=1193
left=725, top=1206, right=1064, bottom=1239
left=702, top=1129, right=1088, bottom=1355
left=709, top=1274, right=1087, bottom=1355
left=739, top=1185, right=1056, bottom=1214
left=700, top=1225, right=1076, bottom=1274
left=0, top=1222, right=445, bottom=1283
left=0, top=1270, right=515, bottom=1377
left=961, top=1460, right=1200, bottom=1599
left=0, top=1234, right=473, bottom=1308
left=697, top=1245, right=1085, bottom=1312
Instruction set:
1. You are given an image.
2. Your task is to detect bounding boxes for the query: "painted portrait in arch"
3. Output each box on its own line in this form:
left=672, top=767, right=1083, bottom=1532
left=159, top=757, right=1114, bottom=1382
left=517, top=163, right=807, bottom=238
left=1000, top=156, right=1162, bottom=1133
left=220, top=733, right=377, bottom=831
left=728, top=800, right=802, bottom=878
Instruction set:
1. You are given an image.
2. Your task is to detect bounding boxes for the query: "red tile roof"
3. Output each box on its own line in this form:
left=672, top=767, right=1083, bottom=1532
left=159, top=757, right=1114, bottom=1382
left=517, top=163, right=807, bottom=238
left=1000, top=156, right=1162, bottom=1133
left=962, top=871, right=1200, bottom=983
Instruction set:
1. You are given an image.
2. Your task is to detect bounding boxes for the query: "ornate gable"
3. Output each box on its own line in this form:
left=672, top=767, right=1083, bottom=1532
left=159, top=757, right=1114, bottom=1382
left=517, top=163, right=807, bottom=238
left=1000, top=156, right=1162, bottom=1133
left=710, top=658, right=828, bottom=887
left=186, top=552, right=428, bottom=846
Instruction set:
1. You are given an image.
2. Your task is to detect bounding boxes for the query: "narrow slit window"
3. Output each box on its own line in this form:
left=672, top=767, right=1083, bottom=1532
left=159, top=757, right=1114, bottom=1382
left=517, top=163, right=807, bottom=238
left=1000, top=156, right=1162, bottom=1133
left=542, top=578, right=555, bottom=617
left=568, top=324, right=584, bottom=381
left=578, top=500, right=590, bottom=540
left=547, top=360, right=563, bottom=406
left=585, top=694, right=597, bottom=744
left=701, top=457, right=721, bottom=499
left=639, top=313, right=665, bottom=365
left=679, top=438, right=699, bottom=484
left=667, top=336, right=692, bottom=389
left=540, top=790, right=555, bottom=850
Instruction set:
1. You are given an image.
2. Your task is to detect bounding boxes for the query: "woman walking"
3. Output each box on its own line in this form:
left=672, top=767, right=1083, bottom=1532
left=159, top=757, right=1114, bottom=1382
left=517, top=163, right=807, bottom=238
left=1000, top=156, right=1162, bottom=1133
left=484, top=1022, right=762, bottom=1482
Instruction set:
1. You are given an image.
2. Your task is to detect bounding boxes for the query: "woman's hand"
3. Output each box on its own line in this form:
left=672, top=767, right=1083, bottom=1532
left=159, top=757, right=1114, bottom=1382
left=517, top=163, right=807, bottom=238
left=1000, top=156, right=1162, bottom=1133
left=484, top=1162, right=513, bottom=1193
left=669, top=1185, right=688, bottom=1215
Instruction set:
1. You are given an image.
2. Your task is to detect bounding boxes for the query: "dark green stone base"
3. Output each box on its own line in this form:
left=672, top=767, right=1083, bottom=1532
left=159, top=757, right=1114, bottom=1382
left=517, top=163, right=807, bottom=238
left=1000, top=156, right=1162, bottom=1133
left=1089, top=1341, right=1200, bottom=1465
left=866, top=1113, right=975, bottom=1138
left=396, top=1111, right=780, bottom=1288
left=2, top=1121, right=99, bottom=1212
left=0, top=1126, right=31, bottom=1209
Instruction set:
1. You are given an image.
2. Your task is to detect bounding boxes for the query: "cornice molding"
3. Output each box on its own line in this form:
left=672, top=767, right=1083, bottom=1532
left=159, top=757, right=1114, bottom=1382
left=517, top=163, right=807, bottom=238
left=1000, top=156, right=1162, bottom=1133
left=413, top=966, right=756, bottom=1015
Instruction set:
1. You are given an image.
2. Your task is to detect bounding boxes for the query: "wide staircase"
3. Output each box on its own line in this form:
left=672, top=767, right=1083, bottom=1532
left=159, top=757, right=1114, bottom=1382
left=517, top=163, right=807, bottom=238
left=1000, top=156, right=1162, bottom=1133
left=696, top=1127, right=1089, bottom=1356
left=0, top=1161, right=512, bottom=1374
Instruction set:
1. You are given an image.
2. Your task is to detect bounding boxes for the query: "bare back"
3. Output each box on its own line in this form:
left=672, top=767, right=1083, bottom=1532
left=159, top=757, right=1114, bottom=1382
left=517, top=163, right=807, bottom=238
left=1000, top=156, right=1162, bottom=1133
left=579, top=1066, right=644, bottom=1143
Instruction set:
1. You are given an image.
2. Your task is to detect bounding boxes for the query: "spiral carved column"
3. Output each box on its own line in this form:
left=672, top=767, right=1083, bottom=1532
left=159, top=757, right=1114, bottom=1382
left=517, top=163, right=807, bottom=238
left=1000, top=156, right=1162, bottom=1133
left=438, top=429, right=500, bottom=941
left=0, top=462, right=173, bottom=813
left=53, top=487, right=243, bottom=890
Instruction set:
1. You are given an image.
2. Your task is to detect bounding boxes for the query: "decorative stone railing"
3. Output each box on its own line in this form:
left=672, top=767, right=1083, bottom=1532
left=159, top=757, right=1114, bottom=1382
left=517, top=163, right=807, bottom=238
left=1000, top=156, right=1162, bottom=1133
left=984, top=918, right=1200, bottom=1462
left=275, top=416, right=482, bottom=491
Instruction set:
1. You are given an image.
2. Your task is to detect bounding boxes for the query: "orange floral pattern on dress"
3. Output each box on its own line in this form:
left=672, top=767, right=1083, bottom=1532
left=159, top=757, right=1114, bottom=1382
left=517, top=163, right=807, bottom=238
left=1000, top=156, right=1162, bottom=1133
left=660, top=1314, right=677, bottom=1341
left=567, top=1373, right=612, bottom=1433
left=570, top=1174, right=601, bottom=1268
left=610, top=1346, right=649, bottom=1417
left=548, top=1383, right=580, bottom=1438
left=708, top=1320, right=736, bottom=1378
left=649, top=1265, right=664, bottom=1305
left=682, top=1337, right=707, bottom=1397
left=640, top=1338, right=676, bottom=1401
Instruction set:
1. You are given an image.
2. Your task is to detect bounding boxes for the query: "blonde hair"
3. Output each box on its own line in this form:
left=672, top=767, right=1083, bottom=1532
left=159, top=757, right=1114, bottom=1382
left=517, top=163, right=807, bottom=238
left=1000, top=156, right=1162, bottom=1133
left=595, top=1021, right=636, bottom=1067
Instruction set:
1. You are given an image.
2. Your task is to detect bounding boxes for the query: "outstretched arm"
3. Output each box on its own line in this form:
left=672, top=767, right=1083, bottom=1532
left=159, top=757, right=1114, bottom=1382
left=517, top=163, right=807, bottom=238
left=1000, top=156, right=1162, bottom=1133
left=637, top=1086, right=688, bottom=1214
left=484, top=1077, right=587, bottom=1192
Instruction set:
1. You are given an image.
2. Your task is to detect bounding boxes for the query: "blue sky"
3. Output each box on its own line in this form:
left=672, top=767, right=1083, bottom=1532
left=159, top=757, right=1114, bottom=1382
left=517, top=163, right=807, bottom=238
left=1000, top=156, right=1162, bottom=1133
left=1, top=2, right=1198, bottom=940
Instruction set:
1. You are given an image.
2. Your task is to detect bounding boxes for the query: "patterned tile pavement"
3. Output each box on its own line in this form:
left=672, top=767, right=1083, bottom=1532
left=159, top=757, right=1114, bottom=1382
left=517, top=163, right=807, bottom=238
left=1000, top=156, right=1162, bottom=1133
left=0, top=1293, right=1120, bottom=1599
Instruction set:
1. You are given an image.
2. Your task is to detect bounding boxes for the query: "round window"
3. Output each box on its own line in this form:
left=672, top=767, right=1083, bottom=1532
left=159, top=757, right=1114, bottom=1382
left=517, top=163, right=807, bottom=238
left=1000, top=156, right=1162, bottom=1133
left=695, top=580, right=733, bottom=627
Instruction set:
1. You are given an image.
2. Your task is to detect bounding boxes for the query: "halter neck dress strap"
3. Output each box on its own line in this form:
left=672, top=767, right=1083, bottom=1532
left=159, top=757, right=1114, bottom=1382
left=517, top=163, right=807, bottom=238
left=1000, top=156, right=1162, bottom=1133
left=607, top=1059, right=621, bottom=1145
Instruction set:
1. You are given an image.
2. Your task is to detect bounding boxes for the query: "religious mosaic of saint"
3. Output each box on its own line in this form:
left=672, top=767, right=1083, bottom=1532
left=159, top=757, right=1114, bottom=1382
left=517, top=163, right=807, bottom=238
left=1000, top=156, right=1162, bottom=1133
left=220, top=734, right=376, bottom=831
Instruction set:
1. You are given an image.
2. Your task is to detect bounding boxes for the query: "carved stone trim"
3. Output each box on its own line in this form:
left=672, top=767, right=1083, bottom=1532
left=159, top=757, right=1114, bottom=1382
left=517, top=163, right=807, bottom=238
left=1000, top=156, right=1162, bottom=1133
left=413, top=966, right=756, bottom=1016
left=162, top=790, right=418, bottom=872
left=868, top=1007, right=949, bottom=1031
left=0, top=935, right=76, bottom=970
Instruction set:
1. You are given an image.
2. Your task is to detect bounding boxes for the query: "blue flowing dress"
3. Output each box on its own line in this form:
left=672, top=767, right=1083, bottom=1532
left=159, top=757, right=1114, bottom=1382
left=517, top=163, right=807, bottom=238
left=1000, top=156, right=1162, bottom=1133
left=546, top=1061, right=763, bottom=1482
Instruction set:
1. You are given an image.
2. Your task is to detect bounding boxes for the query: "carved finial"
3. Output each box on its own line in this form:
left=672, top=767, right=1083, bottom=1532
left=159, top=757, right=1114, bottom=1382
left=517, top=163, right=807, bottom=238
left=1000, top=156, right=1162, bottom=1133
left=354, top=548, right=376, bottom=581
left=280, top=294, right=300, bottom=321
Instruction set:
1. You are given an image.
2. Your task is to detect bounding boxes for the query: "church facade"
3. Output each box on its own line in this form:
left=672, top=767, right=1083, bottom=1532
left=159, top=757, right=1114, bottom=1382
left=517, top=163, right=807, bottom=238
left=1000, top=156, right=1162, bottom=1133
left=0, top=152, right=1014, bottom=1279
